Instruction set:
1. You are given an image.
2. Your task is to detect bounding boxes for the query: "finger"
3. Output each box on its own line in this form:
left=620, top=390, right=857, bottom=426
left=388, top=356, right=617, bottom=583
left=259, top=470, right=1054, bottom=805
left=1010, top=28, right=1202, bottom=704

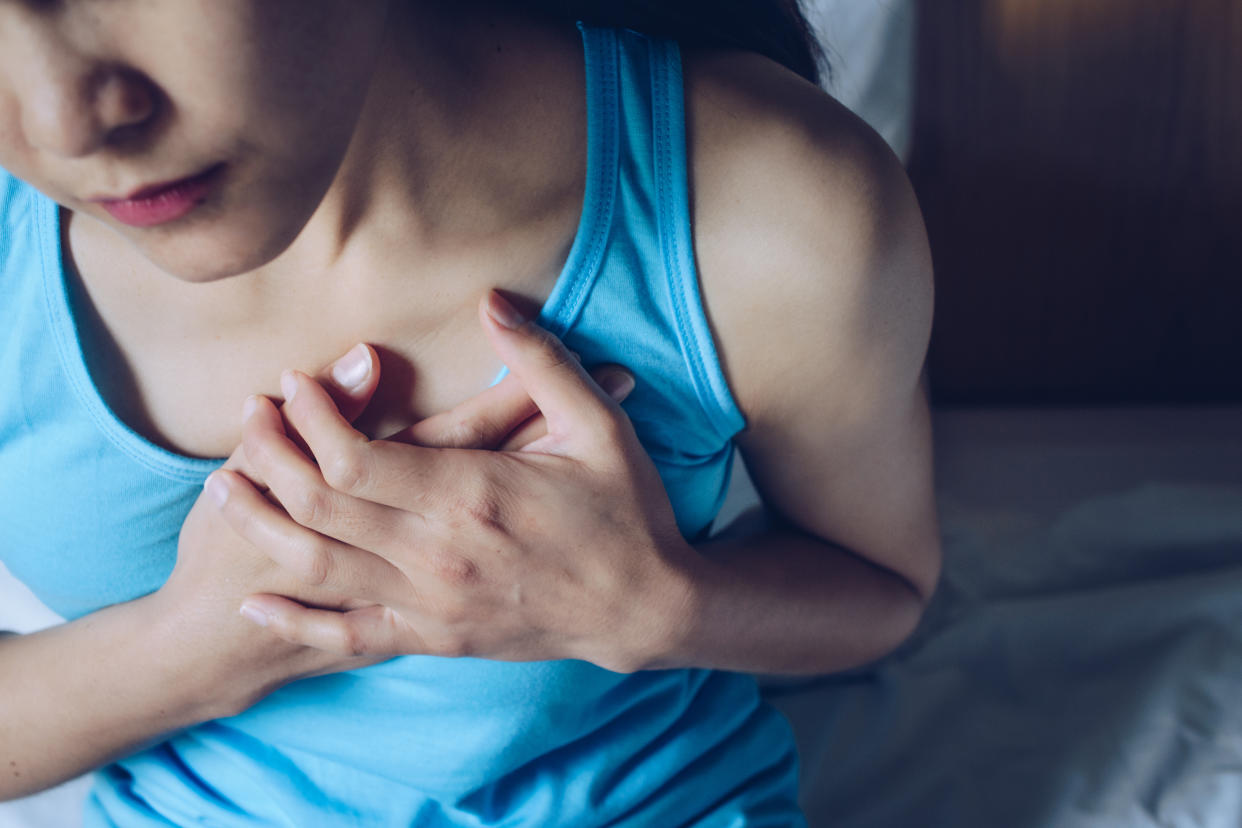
left=239, top=596, right=415, bottom=658
left=310, top=343, right=380, bottom=426
left=387, top=370, right=538, bottom=449
left=220, top=343, right=378, bottom=478
left=495, top=413, right=546, bottom=452
left=205, top=468, right=407, bottom=606
left=495, top=364, right=636, bottom=451
left=478, top=291, right=635, bottom=451
left=240, top=392, right=406, bottom=549
left=268, top=374, right=467, bottom=513
left=278, top=369, right=375, bottom=474
left=278, top=346, right=376, bottom=459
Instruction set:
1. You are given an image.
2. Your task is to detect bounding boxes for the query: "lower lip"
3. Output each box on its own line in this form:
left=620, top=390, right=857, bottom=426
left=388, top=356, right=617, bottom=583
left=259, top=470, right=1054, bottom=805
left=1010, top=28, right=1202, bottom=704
left=98, top=165, right=223, bottom=228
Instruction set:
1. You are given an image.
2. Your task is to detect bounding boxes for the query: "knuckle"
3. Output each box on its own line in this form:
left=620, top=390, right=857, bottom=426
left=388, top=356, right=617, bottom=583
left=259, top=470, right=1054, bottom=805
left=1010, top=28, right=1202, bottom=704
left=442, top=416, right=493, bottom=450
left=463, top=493, right=506, bottom=535
left=430, top=632, right=471, bottom=659
left=335, top=624, right=369, bottom=658
left=287, top=482, right=334, bottom=530
left=245, top=430, right=281, bottom=470
left=525, top=325, right=571, bottom=365
left=426, top=546, right=480, bottom=588
left=235, top=498, right=266, bottom=536
left=322, top=444, right=371, bottom=494
left=290, top=536, right=333, bottom=587
left=225, top=496, right=261, bottom=537
left=589, top=409, right=631, bottom=448
left=456, top=471, right=510, bottom=533
left=538, top=340, right=576, bottom=373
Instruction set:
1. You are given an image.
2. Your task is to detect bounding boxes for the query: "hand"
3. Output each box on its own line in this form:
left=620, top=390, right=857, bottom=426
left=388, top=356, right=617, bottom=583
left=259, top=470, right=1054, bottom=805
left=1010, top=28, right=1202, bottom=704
left=155, top=337, right=591, bottom=716
left=151, top=344, right=386, bottom=715
left=209, top=291, right=699, bottom=674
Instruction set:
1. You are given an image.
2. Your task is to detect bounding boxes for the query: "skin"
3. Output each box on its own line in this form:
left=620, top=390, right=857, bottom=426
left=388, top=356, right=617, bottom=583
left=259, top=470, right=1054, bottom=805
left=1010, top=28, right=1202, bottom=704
left=0, top=0, right=941, bottom=801
left=1, top=0, right=588, bottom=452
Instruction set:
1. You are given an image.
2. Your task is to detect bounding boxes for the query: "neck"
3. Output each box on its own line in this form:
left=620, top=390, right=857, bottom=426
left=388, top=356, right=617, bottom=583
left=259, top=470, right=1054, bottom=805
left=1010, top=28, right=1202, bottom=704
left=248, top=4, right=586, bottom=306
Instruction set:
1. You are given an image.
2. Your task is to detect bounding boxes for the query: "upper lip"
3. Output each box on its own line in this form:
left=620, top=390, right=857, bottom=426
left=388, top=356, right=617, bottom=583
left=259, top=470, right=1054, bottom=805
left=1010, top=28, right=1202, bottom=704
left=88, top=165, right=219, bottom=203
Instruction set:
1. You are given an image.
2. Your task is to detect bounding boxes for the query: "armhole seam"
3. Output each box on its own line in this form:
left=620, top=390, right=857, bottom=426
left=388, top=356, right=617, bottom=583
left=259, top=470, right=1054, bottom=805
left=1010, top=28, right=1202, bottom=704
left=649, top=39, right=747, bottom=441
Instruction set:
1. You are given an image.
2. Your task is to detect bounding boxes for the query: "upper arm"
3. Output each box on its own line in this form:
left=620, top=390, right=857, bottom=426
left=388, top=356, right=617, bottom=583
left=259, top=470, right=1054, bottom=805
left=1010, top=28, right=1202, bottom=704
left=685, top=50, right=941, bottom=600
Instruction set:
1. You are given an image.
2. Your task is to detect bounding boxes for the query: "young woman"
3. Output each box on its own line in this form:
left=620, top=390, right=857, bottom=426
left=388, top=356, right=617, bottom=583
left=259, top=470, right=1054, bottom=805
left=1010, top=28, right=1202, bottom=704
left=0, top=1, right=940, bottom=824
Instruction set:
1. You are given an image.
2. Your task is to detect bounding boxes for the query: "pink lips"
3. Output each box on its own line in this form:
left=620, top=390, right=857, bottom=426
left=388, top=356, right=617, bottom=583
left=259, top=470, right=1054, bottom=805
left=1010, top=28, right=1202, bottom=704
left=94, top=164, right=224, bottom=227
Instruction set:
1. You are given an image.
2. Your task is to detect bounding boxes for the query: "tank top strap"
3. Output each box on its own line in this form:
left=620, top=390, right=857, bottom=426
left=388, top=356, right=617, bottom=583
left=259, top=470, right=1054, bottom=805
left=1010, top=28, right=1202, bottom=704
left=643, top=34, right=746, bottom=438
left=556, top=24, right=745, bottom=443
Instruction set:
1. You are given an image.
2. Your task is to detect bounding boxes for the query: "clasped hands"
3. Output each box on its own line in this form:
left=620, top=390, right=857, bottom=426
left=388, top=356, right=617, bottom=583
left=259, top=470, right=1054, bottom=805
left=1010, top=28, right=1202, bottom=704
left=197, top=292, right=697, bottom=675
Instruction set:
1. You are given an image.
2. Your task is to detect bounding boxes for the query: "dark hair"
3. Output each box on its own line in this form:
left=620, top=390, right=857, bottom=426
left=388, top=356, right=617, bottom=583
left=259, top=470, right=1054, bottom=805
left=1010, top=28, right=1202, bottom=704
left=525, top=1, right=826, bottom=85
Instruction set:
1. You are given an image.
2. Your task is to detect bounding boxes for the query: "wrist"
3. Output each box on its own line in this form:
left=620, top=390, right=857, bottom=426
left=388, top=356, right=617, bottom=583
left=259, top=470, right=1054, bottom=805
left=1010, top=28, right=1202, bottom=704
left=139, top=589, right=291, bottom=721
left=131, top=591, right=232, bottom=722
left=623, top=540, right=709, bottom=673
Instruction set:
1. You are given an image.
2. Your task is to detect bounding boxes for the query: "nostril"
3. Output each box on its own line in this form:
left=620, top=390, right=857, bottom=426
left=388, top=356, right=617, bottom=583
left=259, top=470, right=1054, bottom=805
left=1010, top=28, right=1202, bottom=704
left=24, top=65, right=159, bottom=157
left=95, top=67, right=158, bottom=136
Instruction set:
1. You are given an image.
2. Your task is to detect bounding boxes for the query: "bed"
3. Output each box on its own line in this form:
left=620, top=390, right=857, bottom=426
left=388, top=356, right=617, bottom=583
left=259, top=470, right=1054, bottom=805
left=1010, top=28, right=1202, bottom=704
left=756, top=406, right=1242, bottom=827
left=6, top=2, right=1241, bottom=826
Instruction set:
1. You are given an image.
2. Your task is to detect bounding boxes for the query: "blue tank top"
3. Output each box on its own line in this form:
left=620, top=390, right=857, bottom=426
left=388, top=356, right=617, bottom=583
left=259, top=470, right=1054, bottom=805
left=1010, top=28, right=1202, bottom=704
left=0, top=25, right=805, bottom=827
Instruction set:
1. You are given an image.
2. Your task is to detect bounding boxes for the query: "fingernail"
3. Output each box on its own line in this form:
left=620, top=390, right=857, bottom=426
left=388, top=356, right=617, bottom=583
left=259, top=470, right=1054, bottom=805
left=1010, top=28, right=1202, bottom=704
left=239, top=603, right=269, bottom=628
left=242, top=395, right=259, bottom=422
left=601, top=371, right=636, bottom=401
left=280, top=370, right=298, bottom=403
left=330, top=344, right=371, bottom=391
left=203, top=472, right=229, bottom=506
left=486, top=291, right=525, bottom=330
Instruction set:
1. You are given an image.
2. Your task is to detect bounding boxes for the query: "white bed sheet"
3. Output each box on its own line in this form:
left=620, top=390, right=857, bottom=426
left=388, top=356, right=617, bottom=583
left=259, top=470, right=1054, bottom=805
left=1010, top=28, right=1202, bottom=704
left=762, top=406, right=1242, bottom=827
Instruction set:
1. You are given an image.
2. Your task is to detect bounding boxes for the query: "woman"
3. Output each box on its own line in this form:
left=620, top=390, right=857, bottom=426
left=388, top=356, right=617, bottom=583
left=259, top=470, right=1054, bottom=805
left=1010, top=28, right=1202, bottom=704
left=0, top=0, right=940, bottom=824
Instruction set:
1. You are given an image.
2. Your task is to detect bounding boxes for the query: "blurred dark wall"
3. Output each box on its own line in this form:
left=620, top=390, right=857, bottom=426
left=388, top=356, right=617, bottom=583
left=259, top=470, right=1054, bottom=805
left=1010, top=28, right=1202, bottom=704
left=911, top=0, right=1242, bottom=404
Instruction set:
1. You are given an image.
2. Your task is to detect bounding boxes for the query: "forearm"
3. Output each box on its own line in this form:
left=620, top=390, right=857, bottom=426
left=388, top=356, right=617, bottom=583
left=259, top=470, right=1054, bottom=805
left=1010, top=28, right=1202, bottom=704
left=646, top=508, right=932, bottom=676
left=0, top=597, right=236, bottom=800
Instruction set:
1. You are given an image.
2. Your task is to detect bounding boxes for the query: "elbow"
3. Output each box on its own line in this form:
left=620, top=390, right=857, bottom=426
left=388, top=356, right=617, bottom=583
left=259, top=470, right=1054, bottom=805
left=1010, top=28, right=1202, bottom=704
left=878, top=537, right=943, bottom=660
left=0, top=772, right=39, bottom=804
left=879, top=577, right=931, bottom=661
left=908, top=532, right=943, bottom=608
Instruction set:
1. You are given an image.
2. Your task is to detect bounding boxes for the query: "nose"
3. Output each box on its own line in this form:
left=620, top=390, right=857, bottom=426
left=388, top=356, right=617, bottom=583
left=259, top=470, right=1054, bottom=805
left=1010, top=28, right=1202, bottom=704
left=24, top=59, right=157, bottom=158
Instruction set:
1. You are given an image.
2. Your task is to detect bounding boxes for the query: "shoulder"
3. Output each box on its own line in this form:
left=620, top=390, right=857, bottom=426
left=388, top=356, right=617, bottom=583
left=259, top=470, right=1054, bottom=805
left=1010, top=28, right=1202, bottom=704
left=676, top=50, right=941, bottom=597
left=680, top=48, right=933, bottom=428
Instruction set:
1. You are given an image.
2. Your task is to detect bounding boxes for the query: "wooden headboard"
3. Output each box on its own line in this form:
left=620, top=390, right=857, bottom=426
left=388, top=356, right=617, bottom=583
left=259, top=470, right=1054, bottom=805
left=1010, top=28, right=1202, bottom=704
left=910, top=0, right=1242, bottom=404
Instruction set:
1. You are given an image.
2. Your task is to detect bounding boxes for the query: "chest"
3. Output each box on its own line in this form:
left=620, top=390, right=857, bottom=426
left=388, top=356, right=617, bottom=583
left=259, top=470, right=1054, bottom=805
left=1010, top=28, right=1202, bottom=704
left=64, top=221, right=547, bottom=461
left=0, top=254, right=735, bottom=620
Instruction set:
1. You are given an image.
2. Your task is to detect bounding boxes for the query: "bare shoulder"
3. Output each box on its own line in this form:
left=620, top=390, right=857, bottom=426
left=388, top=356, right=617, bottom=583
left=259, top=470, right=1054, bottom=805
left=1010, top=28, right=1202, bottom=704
left=681, top=48, right=933, bottom=428
left=680, top=49, right=940, bottom=596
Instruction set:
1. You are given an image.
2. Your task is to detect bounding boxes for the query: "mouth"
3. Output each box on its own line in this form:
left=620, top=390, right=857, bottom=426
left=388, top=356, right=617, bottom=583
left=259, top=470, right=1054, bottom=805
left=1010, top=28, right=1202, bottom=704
left=91, top=163, right=225, bottom=228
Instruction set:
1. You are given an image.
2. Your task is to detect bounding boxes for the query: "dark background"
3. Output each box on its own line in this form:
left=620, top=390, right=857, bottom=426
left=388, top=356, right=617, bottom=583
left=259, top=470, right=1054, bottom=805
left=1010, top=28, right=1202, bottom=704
left=910, top=0, right=1241, bottom=404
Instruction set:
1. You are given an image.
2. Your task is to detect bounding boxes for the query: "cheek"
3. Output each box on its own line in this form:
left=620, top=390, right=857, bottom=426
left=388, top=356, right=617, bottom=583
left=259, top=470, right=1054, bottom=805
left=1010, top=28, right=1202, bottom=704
left=0, top=91, right=43, bottom=192
left=182, top=1, right=387, bottom=158
left=0, top=0, right=389, bottom=284
left=126, top=7, right=387, bottom=281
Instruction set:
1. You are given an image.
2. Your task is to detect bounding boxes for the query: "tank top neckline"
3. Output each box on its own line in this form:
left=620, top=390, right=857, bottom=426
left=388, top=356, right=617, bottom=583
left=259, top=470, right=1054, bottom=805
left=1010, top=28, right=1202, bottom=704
left=35, top=24, right=620, bottom=482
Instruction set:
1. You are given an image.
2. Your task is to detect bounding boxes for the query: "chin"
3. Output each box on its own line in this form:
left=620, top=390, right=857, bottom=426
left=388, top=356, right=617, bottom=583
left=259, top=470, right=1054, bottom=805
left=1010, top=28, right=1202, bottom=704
left=130, top=213, right=306, bottom=284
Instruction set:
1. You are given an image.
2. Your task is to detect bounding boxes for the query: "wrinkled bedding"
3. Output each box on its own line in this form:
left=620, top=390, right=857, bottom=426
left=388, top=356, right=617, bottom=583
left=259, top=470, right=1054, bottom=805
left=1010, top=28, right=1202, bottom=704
left=761, top=406, right=1242, bottom=827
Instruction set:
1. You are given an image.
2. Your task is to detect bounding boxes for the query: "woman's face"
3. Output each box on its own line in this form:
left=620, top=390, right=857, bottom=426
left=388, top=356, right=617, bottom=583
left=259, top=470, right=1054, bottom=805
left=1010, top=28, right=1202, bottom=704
left=0, top=1, right=393, bottom=281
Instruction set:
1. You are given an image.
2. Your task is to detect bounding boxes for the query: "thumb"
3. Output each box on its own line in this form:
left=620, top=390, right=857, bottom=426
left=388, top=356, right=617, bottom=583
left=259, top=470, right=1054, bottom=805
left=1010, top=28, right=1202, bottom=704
left=478, top=291, right=628, bottom=451
left=312, top=343, right=380, bottom=425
